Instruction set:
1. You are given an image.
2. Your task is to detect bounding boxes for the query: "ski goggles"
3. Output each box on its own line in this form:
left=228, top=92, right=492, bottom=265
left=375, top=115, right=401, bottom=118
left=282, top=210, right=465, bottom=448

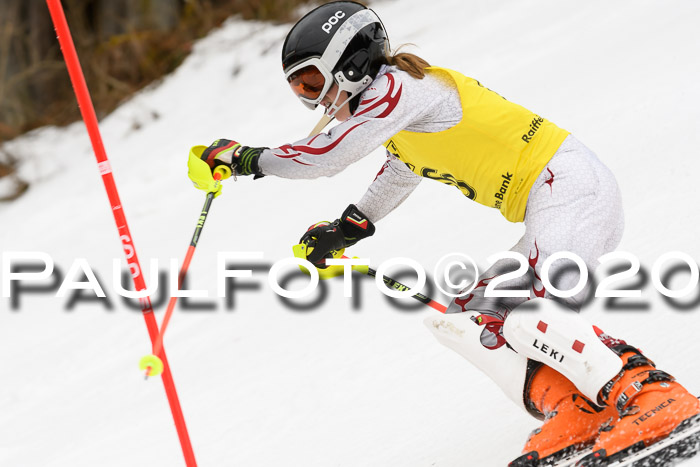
left=285, top=58, right=335, bottom=110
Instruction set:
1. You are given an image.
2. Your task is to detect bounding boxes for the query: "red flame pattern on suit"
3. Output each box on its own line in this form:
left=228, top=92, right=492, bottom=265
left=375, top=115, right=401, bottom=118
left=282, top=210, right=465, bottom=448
left=273, top=121, right=370, bottom=164
left=529, top=240, right=546, bottom=298
left=454, top=276, right=497, bottom=311
left=545, top=167, right=555, bottom=193
left=354, top=73, right=402, bottom=118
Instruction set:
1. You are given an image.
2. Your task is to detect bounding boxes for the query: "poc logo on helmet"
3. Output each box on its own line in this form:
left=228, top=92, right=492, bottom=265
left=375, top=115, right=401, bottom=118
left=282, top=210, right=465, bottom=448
left=322, top=11, right=345, bottom=34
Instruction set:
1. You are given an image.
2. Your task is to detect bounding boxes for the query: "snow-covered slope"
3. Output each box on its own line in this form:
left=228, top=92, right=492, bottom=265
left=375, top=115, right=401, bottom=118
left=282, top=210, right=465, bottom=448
left=1, top=0, right=700, bottom=465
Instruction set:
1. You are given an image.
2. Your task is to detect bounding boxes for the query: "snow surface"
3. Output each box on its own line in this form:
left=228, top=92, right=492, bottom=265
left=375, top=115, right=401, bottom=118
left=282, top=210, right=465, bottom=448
left=1, top=0, right=700, bottom=465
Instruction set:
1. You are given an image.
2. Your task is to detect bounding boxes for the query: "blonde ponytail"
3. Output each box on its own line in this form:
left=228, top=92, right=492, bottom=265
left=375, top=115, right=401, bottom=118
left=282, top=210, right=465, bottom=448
left=385, top=46, right=430, bottom=79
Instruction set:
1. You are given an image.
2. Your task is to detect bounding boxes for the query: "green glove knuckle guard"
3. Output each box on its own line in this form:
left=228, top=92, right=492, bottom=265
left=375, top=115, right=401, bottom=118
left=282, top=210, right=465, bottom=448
left=201, top=139, right=266, bottom=178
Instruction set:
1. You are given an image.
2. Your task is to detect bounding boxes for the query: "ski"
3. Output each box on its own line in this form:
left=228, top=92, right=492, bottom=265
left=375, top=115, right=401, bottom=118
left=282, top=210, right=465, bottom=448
left=578, top=413, right=700, bottom=466
left=510, top=413, right=700, bottom=466
left=510, top=445, right=593, bottom=467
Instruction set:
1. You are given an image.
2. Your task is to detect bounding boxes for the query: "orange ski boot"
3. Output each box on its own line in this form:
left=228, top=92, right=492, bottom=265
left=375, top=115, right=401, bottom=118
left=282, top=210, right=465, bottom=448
left=510, top=364, right=616, bottom=466
left=586, top=345, right=700, bottom=463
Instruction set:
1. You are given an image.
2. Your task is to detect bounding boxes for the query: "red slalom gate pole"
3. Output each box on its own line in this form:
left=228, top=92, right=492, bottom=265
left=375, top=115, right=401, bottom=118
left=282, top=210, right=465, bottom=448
left=46, top=2, right=197, bottom=466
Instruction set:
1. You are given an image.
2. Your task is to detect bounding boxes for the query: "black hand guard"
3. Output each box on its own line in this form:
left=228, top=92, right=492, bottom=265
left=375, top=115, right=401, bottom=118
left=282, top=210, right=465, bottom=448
left=338, top=204, right=375, bottom=246
left=300, top=205, right=375, bottom=265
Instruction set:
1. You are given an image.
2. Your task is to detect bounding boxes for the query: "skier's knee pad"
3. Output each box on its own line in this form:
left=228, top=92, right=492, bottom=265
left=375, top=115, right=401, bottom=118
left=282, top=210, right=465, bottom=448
left=424, top=312, right=530, bottom=412
left=502, top=298, right=622, bottom=402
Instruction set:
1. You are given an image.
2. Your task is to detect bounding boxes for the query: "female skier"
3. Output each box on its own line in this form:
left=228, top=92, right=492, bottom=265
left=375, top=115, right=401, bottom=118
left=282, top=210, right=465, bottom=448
left=191, top=2, right=699, bottom=464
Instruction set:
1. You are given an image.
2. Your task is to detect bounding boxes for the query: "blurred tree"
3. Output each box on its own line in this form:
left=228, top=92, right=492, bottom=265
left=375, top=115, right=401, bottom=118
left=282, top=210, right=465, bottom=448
left=0, top=0, right=338, bottom=201
left=0, top=0, right=333, bottom=142
left=0, top=0, right=67, bottom=140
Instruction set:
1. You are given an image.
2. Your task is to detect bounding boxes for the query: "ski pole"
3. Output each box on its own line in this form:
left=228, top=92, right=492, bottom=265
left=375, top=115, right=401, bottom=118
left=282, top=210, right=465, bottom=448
left=292, top=243, right=448, bottom=313
left=363, top=264, right=447, bottom=313
left=140, top=165, right=230, bottom=378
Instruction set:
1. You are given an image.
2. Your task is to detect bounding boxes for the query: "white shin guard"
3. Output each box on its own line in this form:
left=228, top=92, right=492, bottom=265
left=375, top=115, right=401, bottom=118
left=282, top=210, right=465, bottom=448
left=503, top=298, right=622, bottom=402
left=424, top=312, right=530, bottom=412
